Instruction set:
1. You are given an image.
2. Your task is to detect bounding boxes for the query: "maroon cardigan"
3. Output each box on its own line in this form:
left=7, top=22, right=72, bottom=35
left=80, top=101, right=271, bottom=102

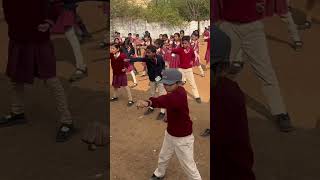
left=212, top=77, right=255, bottom=180
left=2, top=0, right=59, bottom=42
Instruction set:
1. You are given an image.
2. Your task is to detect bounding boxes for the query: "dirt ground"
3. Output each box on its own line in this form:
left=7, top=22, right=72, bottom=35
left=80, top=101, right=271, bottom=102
left=0, top=2, right=109, bottom=180
left=239, top=1, right=320, bottom=180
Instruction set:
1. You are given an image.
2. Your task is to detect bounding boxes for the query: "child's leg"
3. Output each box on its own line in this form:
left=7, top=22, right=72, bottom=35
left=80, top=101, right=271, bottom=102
left=65, top=27, right=86, bottom=70
left=10, top=81, right=25, bottom=114
left=197, top=65, right=205, bottom=76
left=130, top=70, right=137, bottom=84
left=280, top=12, right=301, bottom=43
left=124, top=86, right=133, bottom=101
left=175, top=134, right=202, bottom=180
left=178, top=68, right=186, bottom=82
left=185, top=68, right=200, bottom=99
left=154, top=131, right=175, bottom=178
left=112, top=87, right=119, bottom=98
left=44, top=77, right=72, bottom=125
left=305, top=0, right=316, bottom=22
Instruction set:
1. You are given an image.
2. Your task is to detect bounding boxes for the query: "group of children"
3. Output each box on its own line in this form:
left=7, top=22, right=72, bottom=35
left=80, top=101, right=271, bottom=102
left=109, top=28, right=210, bottom=179
left=0, top=0, right=106, bottom=142
left=109, top=28, right=210, bottom=121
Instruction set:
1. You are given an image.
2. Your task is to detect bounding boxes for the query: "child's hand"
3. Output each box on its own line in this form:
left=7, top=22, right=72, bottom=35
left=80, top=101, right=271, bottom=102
left=256, top=2, right=265, bottom=14
left=122, top=68, right=126, bottom=72
left=124, top=59, right=130, bottom=62
left=38, top=23, right=50, bottom=32
left=136, top=100, right=149, bottom=109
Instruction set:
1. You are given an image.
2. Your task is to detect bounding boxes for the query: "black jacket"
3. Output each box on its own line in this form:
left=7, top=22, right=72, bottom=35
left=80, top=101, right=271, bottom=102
left=129, top=55, right=165, bottom=82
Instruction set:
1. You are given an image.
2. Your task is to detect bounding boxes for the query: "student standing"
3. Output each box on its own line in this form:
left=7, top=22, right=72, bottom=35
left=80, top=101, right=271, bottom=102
left=172, top=36, right=202, bottom=103
left=136, top=69, right=202, bottom=180
left=1, top=0, right=75, bottom=142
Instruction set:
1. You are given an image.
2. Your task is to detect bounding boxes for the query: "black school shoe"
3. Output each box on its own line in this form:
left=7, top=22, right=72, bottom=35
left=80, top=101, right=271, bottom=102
left=56, top=123, right=75, bottom=142
left=144, top=107, right=154, bottom=115
left=200, top=128, right=210, bottom=137
left=0, top=113, right=27, bottom=127
left=276, top=113, right=294, bottom=132
left=195, top=98, right=202, bottom=104
left=156, top=112, right=166, bottom=120
left=127, top=100, right=135, bottom=107
left=150, top=174, right=164, bottom=180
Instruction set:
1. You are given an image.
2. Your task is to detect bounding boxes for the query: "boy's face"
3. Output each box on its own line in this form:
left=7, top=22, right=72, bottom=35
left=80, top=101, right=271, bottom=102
left=181, top=40, right=190, bottom=48
left=110, top=46, right=119, bottom=54
left=164, top=83, right=178, bottom=92
left=154, top=43, right=160, bottom=49
left=114, top=39, right=120, bottom=44
left=174, top=35, right=179, bottom=41
left=145, top=49, right=156, bottom=58
left=191, top=35, right=197, bottom=41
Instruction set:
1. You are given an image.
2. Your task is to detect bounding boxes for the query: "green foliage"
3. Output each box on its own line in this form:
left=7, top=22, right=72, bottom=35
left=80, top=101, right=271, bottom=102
left=110, top=0, right=210, bottom=26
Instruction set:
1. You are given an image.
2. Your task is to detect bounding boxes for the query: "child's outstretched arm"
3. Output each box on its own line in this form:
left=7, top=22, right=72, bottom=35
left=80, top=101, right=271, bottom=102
left=124, top=57, right=146, bottom=63
left=171, top=47, right=183, bottom=55
left=136, top=94, right=172, bottom=110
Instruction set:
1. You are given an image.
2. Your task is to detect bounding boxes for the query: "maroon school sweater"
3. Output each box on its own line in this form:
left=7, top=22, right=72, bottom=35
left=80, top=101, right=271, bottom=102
left=150, top=86, right=192, bottom=137
left=110, top=52, right=129, bottom=76
left=212, top=77, right=255, bottom=180
left=2, top=0, right=59, bottom=42
left=213, top=0, right=263, bottom=23
left=171, top=47, right=195, bottom=69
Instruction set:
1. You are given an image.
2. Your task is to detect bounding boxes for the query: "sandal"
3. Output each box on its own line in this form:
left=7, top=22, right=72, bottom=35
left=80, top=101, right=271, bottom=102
left=69, top=67, right=88, bottom=82
left=110, top=97, right=119, bottom=102
left=56, top=123, right=75, bottom=142
left=127, top=101, right=135, bottom=107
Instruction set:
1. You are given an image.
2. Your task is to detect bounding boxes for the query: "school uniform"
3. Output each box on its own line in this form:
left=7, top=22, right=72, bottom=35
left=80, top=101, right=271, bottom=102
left=149, top=86, right=202, bottom=180
left=212, top=77, right=255, bottom=180
left=170, top=41, right=181, bottom=68
left=214, top=0, right=288, bottom=116
left=203, top=31, right=210, bottom=64
left=2, top=0, right=72, bottom=124
left=110, top=52, right=129, bottom=88
left=191, top=40, right=201, bottom=66
left=50, top=0, right=77, bottom=34
left=163, top=47, right=173, bottom=69
left=129, top=55, right=166, bottom=112
left=172, top=47, right=200, bottom=99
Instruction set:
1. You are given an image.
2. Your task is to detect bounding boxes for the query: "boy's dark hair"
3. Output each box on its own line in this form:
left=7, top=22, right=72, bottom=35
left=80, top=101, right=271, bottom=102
left=111, top=43, right=121, bottom=50
left=174, top=33, right=180, bottom=37
left=154, top=39, right=164, bottom=48
left=146, top=45, right=157, bottom=53
left=128, top=33, right=132, bottom=36
left=180, top=30, right=185, bottom=33
left=192, top=32, right=199, bottom=38
left=181, top=36, right=191, bottom=42
left=162, top=34, right=168, bottom=38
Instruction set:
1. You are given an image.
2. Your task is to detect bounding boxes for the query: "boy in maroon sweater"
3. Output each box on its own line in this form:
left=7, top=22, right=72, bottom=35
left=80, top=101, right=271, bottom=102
left=213, top=0, right=294, bottom=132
left=136, top=69, right=202, bottom=180
left=171, top=36, right=201, bottom=104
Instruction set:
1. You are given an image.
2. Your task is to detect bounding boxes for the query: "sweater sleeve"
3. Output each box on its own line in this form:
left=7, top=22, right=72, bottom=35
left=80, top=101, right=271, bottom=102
left=171, top=47, right=183, bottom=55
left=149, top=94, right=173, bottom=109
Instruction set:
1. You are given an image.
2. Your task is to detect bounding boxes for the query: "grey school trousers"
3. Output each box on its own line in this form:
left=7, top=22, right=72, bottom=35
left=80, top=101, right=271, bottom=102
left=219, top=20, right=287, bottom=115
